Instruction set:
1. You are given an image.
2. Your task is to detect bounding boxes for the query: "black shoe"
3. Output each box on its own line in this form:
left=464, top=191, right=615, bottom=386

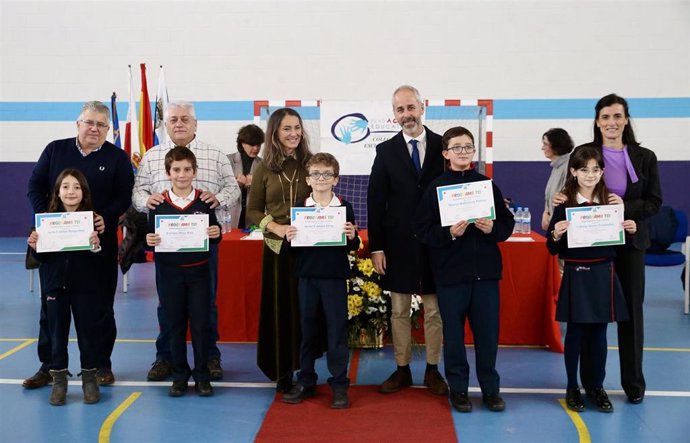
left=565, top=388, right=585, bottom=412
left=482, top=393, right=506, bottom=412
left=169, top=381, right=187, bottom=397
left=591, top=388, right=613, bottom=413
left=627, top=394, right=644, bottom=404
left=450, top=391, right=472, bottom=413
left=424, top=369, right=449, bottom=396
left=379, top=367, right=413, bottom=394
left=148, top=360, right=172, bottom=381
left=281, top=384, right=316, bottom=404
left=195, top=381, right=214, bottom=397
left=208, top=358, right=223, bottom=381
left=331, top=390, right=349, bottom=409
left=22, top=370, right=52, bottom=389
left=276, top=374, right=294, bottom=393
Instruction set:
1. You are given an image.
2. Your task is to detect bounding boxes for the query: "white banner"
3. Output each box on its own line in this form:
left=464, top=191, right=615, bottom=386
left=319, top=101, right=404, bottom=175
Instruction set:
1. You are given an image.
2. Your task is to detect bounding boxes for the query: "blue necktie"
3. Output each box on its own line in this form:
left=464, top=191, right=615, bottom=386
left=410, top=139, right=421, bottom=174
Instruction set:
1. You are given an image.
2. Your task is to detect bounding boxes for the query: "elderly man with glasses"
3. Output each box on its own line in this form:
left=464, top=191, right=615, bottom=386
left=132, top=101, right=239, bottom=383
left=25, top=100, right=134, bottom=389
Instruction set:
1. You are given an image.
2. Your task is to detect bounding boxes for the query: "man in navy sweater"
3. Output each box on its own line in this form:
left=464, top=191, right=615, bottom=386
left=25, top=101, right=134, bottom=388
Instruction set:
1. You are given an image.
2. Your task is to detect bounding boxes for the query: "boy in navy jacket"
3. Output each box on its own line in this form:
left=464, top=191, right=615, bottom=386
left=145, top=147, right=222, bottom=397
left=415, top=127, right=514, bottom=413
left=282, top=153, right=359, bottom=409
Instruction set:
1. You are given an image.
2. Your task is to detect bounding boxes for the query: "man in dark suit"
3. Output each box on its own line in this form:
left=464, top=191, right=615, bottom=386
left=367, top=85, right=448, bottom=395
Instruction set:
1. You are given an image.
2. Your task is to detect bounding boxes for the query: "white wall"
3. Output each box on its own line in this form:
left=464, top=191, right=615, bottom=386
left=1, top=0, right=689, bottom=161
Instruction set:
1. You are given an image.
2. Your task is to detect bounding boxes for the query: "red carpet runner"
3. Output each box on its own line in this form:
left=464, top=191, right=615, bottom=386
left=255, top=385, right=458, bottom=442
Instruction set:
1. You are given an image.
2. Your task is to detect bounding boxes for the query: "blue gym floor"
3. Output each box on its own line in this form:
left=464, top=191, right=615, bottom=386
left=1, top=237, right=688, bottom=443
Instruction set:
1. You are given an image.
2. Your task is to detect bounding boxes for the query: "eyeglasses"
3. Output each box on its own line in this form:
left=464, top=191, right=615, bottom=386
left=445, top=145, right=476, bottom=154
left=308, top=172, right=336, bottom=180
left=577, top=167, right=603, bottom=175
left=79, top=120, right=109, bottom=130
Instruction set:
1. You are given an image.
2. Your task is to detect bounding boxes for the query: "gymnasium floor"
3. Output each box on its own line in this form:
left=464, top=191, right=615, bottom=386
left=0, top=237, right=688, bottom=443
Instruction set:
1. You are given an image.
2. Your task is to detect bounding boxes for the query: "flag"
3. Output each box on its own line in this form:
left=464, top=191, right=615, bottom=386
left=124, top=65, right=140, bottom=169
left=110, top=92, right=121, bottom=148
left=153, top=65, right=169, bottom=146
left=138, top=63, right=154, bottom=160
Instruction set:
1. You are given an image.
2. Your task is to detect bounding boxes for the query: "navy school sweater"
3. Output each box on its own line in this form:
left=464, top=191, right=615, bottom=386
left=147, top=189, right=221, bottom=267
left=414, top=169, right=515, bottom=286
left=290, top=196, right=360, bottom=279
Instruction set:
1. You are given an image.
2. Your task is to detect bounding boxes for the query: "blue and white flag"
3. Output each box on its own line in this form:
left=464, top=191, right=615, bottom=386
left=153, top=65, right=169, bottom=146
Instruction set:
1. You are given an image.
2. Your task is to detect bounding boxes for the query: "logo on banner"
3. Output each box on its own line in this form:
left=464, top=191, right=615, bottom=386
left=330, top=113, right=399, bottom=144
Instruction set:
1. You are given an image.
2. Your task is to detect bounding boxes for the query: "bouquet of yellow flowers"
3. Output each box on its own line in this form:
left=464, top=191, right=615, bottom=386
left=347, top=250, right=391, bottom=348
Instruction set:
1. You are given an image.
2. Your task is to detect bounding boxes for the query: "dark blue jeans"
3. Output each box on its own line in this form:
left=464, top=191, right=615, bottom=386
left=155, top=244, right=220, bottom=361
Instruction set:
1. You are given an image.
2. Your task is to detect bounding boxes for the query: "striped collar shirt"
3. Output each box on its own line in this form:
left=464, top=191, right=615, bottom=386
left=132, top=138, right=240, bottom=215
left=75, top=138, right=103, bottom=157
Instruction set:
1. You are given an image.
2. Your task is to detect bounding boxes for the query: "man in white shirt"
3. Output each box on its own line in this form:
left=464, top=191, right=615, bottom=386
left=132, top=101, right=239, bottom=381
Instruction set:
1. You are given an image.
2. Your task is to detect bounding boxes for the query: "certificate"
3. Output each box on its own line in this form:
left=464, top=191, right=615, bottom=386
left=155, top=214, right=209, bottom=252
left=436, top=180, right=496, bottom=227
left=566, top=204, right=625, bottom=249
left=290, top=206, right=346, bottom=247
left=35, top=211, right=94, bottom=253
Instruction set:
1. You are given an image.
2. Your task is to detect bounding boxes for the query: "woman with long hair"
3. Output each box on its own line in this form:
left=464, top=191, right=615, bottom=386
left=247, top=108, right=312, bottom=392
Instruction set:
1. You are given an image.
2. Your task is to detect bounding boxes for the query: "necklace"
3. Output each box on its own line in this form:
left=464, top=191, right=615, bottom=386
left=279, top=167, right=299, bottom=208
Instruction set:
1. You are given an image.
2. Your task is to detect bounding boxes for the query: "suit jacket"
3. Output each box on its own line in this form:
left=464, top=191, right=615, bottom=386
left=367, top=126, right=445, bottom=293
left=576, top=143, right=662, bottom=250
left=228, top=151, right=262, bottom=229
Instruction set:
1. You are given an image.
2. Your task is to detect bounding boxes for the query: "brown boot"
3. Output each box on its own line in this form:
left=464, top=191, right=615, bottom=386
left=81, top=368, right=100, bottom=404
left=379, top=367, right=413, bottom=393
left=49, top=369, right=69, bottom=406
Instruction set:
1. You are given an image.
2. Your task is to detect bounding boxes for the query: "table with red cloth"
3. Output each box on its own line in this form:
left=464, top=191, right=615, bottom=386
left=216, top=230, right=564, bottom=352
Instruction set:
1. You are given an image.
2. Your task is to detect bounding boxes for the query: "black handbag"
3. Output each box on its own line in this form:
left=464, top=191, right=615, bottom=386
left=25, top=228, right=40, bottom=270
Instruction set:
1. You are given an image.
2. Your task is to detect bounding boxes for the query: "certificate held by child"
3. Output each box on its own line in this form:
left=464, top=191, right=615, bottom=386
left=289, top=206, right=347, bottom=247
left=437, top=179, right=496, bottom=227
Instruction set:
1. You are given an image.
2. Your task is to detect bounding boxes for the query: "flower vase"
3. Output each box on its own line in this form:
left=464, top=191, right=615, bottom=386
left=352, top=327, right=384, bottom=349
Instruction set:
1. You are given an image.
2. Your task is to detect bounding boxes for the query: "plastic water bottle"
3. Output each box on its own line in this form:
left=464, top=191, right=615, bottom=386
left=514, top=207, right=523, bottom=234
left=523, top=207, right=531, bottom=235
left=221, top=212, right=232, bottom=234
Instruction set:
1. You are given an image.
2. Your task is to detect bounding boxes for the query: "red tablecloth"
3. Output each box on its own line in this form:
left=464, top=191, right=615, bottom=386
left=216, top=230, right=563, bottom=352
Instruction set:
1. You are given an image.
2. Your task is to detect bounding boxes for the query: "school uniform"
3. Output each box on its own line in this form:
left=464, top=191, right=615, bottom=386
left=546, top=199, right=629, bottom=323
left=290, top=195, right=359, bottom=391
left=32, top=245, right=102, bottom=370
left=148, top=189, right=221, bottom=383
left=414, top=168, right=514, bottom=396
left=546, top=196, right=630, bottom=390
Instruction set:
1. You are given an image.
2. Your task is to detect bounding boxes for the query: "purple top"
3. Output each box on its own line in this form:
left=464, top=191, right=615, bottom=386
left=602, top=145, right=639, bottom=197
